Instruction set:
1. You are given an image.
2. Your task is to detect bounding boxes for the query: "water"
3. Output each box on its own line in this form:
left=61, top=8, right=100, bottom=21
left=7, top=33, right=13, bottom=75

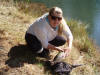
left=31, top=0, right=100, bottom=47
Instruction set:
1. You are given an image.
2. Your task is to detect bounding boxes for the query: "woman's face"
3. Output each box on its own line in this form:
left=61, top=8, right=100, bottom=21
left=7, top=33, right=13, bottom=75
left=49, top=12, right=62, bottom=28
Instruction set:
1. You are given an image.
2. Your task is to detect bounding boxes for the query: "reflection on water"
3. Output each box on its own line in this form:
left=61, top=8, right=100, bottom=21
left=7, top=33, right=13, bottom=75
left=31, top=0, right=100, bottom=46
left=92, top=1, right=100, bottom=46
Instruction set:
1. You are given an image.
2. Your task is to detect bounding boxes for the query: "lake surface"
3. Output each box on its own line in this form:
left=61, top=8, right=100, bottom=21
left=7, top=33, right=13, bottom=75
left=31, top=0, right=100, bottom=47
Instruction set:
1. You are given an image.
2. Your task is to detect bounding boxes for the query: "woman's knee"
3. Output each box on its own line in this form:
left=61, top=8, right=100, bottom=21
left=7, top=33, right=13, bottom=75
left=25, top=33, right=43, bottom=53
left=49, top=36, right=66, bottom=46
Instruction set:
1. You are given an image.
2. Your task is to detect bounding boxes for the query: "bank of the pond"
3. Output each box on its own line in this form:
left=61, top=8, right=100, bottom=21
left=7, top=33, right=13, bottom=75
left=0, top=0, right=100, bottom=75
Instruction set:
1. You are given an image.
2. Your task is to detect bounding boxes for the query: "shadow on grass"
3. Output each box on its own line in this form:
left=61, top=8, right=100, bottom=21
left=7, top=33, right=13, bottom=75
left=43, top=61, right=55, bottom=75
left=5, top=44, right=45, bottom=67
left=5, top=44, right=54, bottom=74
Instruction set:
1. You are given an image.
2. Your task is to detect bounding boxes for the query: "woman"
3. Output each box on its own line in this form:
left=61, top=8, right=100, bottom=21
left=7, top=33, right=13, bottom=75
left=25, top=7, right=73, bottom=58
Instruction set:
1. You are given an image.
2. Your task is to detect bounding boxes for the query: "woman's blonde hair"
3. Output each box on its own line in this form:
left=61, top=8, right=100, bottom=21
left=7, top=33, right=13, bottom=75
left=49, top=7, right=65, bottom=35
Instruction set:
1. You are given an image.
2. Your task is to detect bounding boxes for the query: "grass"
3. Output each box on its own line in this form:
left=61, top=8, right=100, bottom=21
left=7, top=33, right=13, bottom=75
left=0, top=0, right=100, bottom=75
left=67, top=19, right=100, bottom=75
left=67, top=19, right=96, bottom=54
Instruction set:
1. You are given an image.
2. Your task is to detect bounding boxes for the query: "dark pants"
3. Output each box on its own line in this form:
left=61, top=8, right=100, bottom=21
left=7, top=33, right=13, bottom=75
left=25, top=33, right=66, bottom=53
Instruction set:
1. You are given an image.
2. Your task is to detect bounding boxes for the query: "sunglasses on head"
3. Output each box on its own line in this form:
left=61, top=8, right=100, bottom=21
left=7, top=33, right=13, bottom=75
left=50, top=15, right=62, bottom=21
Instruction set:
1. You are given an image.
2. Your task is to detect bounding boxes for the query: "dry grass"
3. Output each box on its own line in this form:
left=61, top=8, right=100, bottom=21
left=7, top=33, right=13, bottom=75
left=0, top=1, right=49, bottom=75
left=0, top=0, right=100, bottom=75
left=67, top=19, right=100, bottom=75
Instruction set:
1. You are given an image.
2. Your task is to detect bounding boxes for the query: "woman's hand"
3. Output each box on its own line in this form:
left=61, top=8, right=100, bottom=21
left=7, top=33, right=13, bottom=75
left=63, top=47, right=71, bottom=56
left=47, top=44, right=64, bottom=52
left=56, top=47, right=64, bottom=52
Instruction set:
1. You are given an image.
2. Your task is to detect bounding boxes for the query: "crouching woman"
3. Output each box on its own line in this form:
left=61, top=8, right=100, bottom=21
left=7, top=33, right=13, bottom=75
left=25, top=7, right=73, bottom=58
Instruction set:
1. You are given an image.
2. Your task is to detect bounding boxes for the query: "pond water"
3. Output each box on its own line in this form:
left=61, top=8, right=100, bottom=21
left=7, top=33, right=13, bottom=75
left=31, top=0, right=100, bottom=47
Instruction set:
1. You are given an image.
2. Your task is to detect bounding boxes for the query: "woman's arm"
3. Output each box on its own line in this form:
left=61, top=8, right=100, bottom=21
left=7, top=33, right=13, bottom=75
left=62, top=18, right=73, bottom=49
left=47, top=43, right=64, bottom=52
